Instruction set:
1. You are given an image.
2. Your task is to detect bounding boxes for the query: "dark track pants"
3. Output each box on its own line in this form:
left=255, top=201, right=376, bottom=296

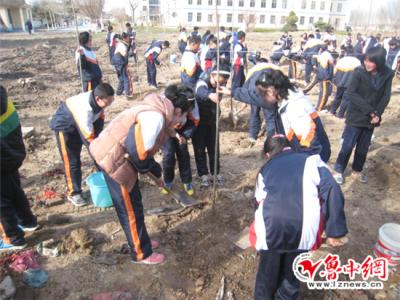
left=83, top=78, right=100, bottom=92
left=304, top=59, right=313, bottom=84
left=0, top=170, right=37, bottom=245
left=288, top=60, right=297, bottom=80
left=55, top=131, right=83, bottom=196
left=249, top=105, right=276, bottom=139
left=254, top=250, right=302, bottom=300
left=192, top=123, right=219, bottom=177
left=162, top=138, right=192, bottom=184
left=116, top=66, right=131, bottom=96
left=231, top=65, right=245, bottom=95
left=146, top=59, right=157, bottom=87
left=329, top=87, right=349, bottom=118
left=104, top=174, right=152, bottom=261
left=316, top=80, right=332, bottom=112
left=334, top=125, right=374, bottom=174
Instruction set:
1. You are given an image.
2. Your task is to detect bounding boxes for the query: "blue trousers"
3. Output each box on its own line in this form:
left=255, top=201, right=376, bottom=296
left=55, top=130, right=83, bottom=196
left=304, top=59, right=313, bottom=84
left=316, top=80, right=332, bottom=112
left=146, top=59, right=157, bottom=87
left=162, top=137, right=192, bottom=184
left=329, top=87, right=349, bottom=118
left=104, top=174, right=152, bottom=261
left=249, top=105, right=276, bottom=139
left=334, top=125, right=374, bottom=173
left=116, top=65, right=131, bottom=96
left=231, top=65, right=245, bottom=96
left=83, top=77, right=100, bottom=92
left=254, top=250, right=303, bottom=300
left=0, top=170, right=37, bottom=245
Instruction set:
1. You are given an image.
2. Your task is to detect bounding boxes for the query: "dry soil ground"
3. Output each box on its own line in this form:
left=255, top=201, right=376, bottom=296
left=0, top=29, right=399, bottom=300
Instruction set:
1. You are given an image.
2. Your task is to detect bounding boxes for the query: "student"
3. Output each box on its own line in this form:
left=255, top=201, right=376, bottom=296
left=201, top=30, right=211, bottom=47
left=105, top=25, right=116, bottom=62
left=25, top=19, right=33, bottom=35
left=287, top=45, right=302, bottom=81
left=233, top=65, right=331, bottom=162
left=76, top=31, right=102, bottom=92
left=234, top=63, right=277, bottom=143
left=363, top=34, right=380, bottom=54
left=333, top=47, right=394, bottom=184
left=354, top=33, right=365, bottom=62
left=250, top=135, right=348, bottom=300
left=50, top=83, right=115, bottom=206
left=0, top=86, right=39, bottom=252
left=161, top=85, right=199, bottom=196
left=111, top=33, right=132, bottom=97
left=191, top=26, right=201, bottom=40
left=90, top=85, right=191, bottom=264
left=314, top=28, right=321, bottom=39
left=314, top=44, right=335, bottom=112
left=201, top=35, right=218, bottom=72
left=219, top=34, right=232, bottom=66
left=231, top=31, right=247, bottom=95
left=180, top=35, right=202, bottom=89
left=178, top=27, right=188, bottom=54
left=329, top=55, right=361, bottom=117
left=270, top=42, right=284, bottom=65
left=192, top=64, right=231, bottom=187
left=386, top=38, right=400, bottom=71
left=125, top=23, right=137, bottom=63
left=144, top=40, right=170, bottom=89
left=302, top=35, right=325, bottom=84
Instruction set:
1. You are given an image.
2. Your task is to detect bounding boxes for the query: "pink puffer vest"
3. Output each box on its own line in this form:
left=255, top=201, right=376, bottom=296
left=90, top=93, right=174, bottom=191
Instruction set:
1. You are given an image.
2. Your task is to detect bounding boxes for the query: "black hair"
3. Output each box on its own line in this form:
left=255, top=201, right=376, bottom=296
left=0, top=85, right=7, bottom=104
left=94, top=83, right=115, bottom=98
left=163, top=40, right=170, bottom=48
left=113, top=34, right=121, bottom=40
left=220, top=26, right=225, bottom=31
left=193, top=26, right=199, bottom=31
left=316, top=28, right=320, bottom=32
left=258, top=58, right=269, bottom=63
left=188, top=35, right=201, bottom=45
left=108, top=25, right=113, bottom=31
left=125, top=22, right=131, bottom=27
left=180, top=27, right=186, bottom=32
left=364, top=46, right=387, bottom=73
left=164, top=84, right=191, bottom=113
left=389, top=38, right=397, bottom=46
left=207, top=34, right=217, bottom=45
left=308, top=33, right=315, bottom=39
left=237, top=31, right=246, bottom=40
left=121, top=32, right=129, bottom=40
left=79, top=31, right=90, bottom=46
left=228, top=27, right=233, bottom=31
left=263, top=135, right=290, bottom=159
left=255, top=69, right=296, bottom=100
left=211, top=62, right=231, bottom=79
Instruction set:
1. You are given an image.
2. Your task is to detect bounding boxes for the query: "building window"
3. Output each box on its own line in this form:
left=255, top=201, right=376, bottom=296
left=319, top=17, right=323, bottom=22
left=261, top=0, right=266, bottom=8
left=335, top=18, right=340, bottom=27
left=282, top=0, right=287, bottom=9
left=271, top=0, right=277, bottom=8
left=208, top=0, right=212, bottom=4
left=250, top=0, right=255, bottom=7
left=320, top=1, right=325, bottom=10
left=197, top=12, right=202, bottom=22
left=238, top=14, right=244, bottom=23
left=300, top=16, right=305, bottom=25
left=239, top=0, right=244, bottom=7
left=188, top=0, right=193, bottom=4
left=270, top=15, right=276, bottom=24
left=301, top=0, right=306, bottom=9
left=227, top=0, right=232, bottom=6
left=309, top=16, right=314, bottom=24
left=188, top=12, right=193, bottom=22
left=217, top=0, right=221, bottom=5
left=311, top=1, right=316, bottom=9
left=337, top=3, right=342, bottom=12
left=260, top=15, right=265, bottom=23
left=208, top=14, right=213, bottom=22
left=197, top=0, right=202, bottom=4
left=280, top=16, right=286, bottom=24
left=227, top=13, right=232, bottom=22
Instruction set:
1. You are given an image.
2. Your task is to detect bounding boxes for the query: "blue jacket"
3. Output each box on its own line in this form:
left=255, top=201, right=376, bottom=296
left=250, top=151, right=347, bottom=251
left=76, top=46, right=102, bottom=82
left=144, top=40, right=163, bottom=65
left=195, top=71, right=219, bottom=125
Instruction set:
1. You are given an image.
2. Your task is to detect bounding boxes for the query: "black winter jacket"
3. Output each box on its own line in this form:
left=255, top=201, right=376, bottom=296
left=345, top=65, right=394, bottom=128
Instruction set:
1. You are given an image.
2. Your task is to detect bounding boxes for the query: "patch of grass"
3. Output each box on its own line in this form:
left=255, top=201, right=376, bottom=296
left=252, top=28, right=280, bottom=33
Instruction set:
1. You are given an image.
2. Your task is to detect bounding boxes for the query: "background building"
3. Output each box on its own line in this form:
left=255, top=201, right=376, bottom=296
left=0, top=0, right=32, bottom=31
left=134, top=0, right=350, bottom=31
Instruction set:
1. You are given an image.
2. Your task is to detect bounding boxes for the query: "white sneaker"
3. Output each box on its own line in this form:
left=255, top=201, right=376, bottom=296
left=67, top=194, right=87, bottom=207
left=333, top=173, right=344, bottom=185
left=200, top=175, right=209, bottom=188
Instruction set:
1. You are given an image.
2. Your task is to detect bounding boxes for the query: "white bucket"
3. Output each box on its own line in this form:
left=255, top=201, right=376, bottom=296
left=170, top=54, right=177, bottom=64
left=373, top=223, right=400, bottom=266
